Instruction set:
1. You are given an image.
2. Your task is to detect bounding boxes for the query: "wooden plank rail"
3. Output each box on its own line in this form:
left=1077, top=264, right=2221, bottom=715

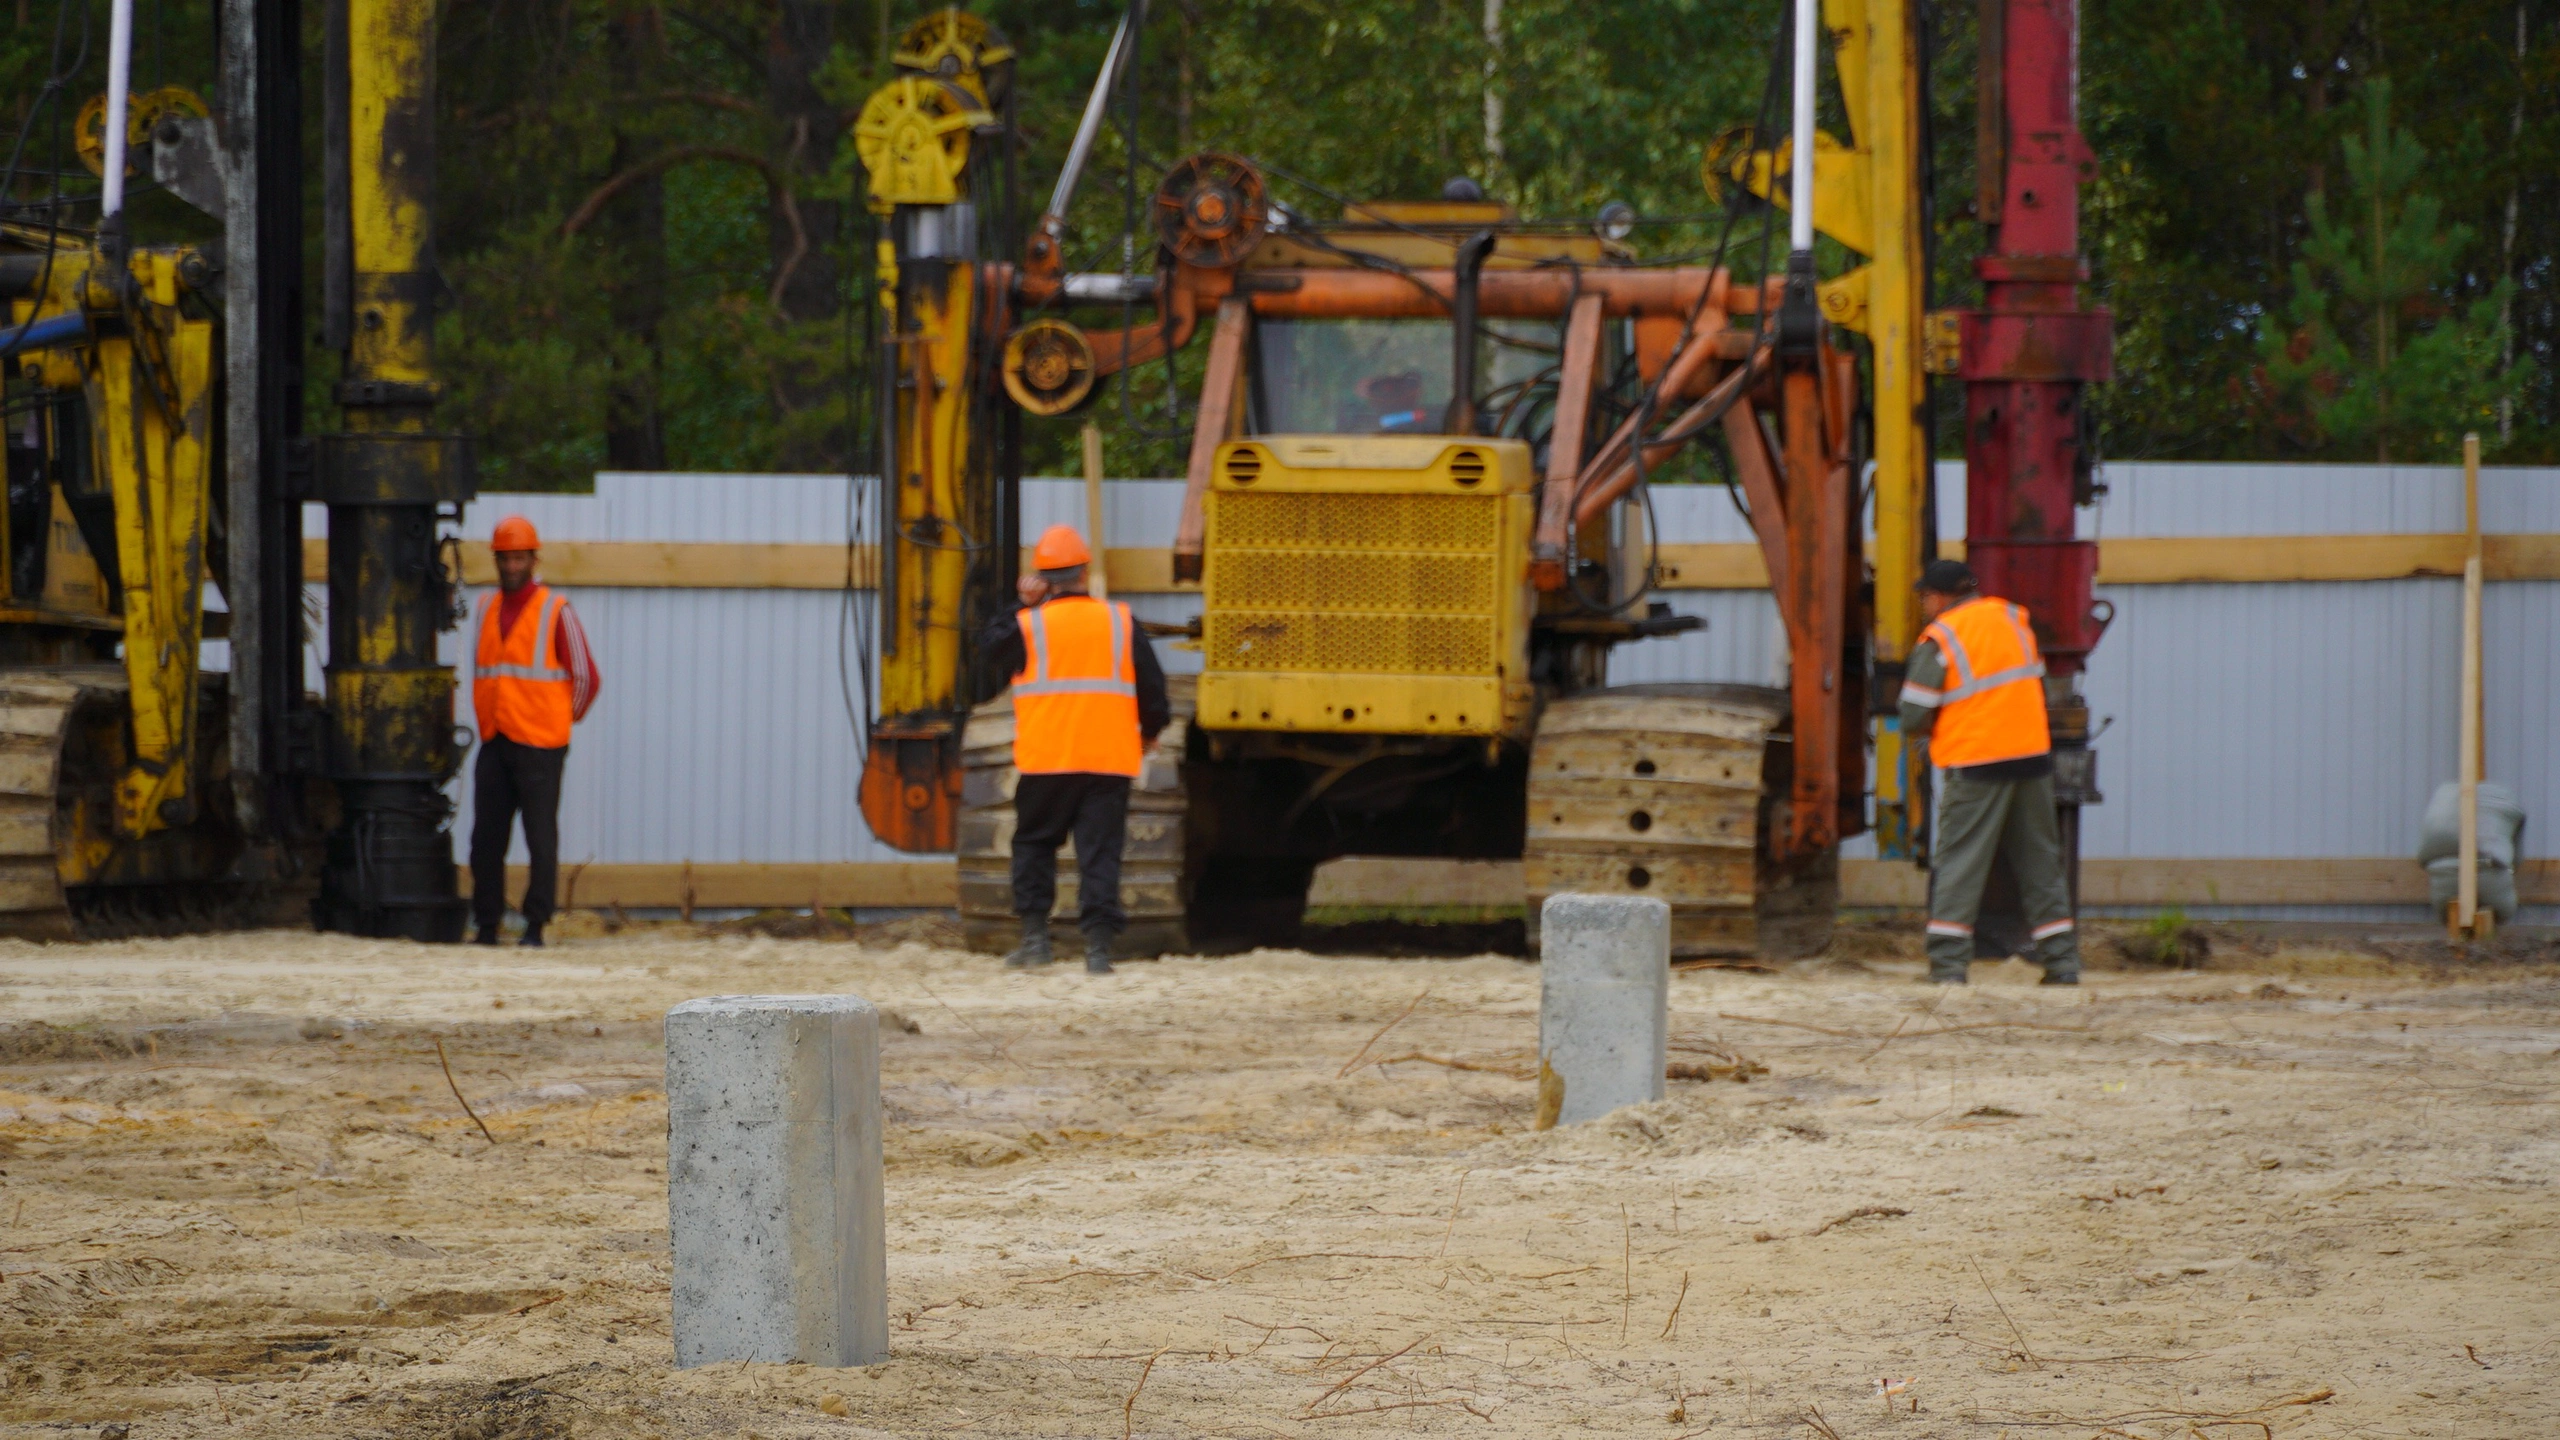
left=314, top=535, right=2560, bottom=592
left=462, top=862, right=956, bottom=910
left=462, top=856, right=2560, bottom=912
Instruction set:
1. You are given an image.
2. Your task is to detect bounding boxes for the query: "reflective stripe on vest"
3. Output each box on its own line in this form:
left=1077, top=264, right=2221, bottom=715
left=1016, top=602, right=1136, bottom=698
left=474, top=587, right=574, bottom=748
left=474, top=593, right=567, bottom=682
left=1010, top=597, right=1143, bottom=777
left=1919, top=596, right=2050, bottom=768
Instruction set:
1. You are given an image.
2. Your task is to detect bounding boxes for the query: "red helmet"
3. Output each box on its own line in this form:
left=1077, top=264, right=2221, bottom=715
left=1032, top=524, right=1091, bottom=570
left=491, top=515, right=540, bottom=553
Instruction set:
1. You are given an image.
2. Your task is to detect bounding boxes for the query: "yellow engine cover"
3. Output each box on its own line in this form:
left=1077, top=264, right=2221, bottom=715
left=1198, top=435, right=1536, bottom=738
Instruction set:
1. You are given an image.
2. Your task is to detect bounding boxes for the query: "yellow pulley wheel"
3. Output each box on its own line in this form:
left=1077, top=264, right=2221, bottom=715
left=74, top=85, right=208, bottom=177
left=854, top=77, right=988, bottom=209
left=893, top=8, right=1015, bottom=105
left=1002, top=319, right=1097, bottom=416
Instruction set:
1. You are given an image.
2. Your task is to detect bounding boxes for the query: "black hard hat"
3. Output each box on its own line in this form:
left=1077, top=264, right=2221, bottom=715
left=1917, top=559, right=1979, bottom=595
left=1441, top=176, right=1486, bottom=201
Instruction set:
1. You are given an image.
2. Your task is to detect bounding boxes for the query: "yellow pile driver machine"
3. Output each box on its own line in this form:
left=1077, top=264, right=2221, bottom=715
left=0, top=0, right=474, bottom=939
left=854, top=0, right=1974, bottom=958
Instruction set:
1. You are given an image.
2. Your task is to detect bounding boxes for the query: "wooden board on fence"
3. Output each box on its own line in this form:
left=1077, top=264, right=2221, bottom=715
left=461, top=862, right=957, bottom=909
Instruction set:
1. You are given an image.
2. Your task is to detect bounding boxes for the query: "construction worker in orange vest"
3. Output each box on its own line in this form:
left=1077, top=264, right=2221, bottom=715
left=1897, top=560, right=2080, bottom=985
left=470, top=516, right=601, bottom=948
left=975, top=524, right=1170, bottom=973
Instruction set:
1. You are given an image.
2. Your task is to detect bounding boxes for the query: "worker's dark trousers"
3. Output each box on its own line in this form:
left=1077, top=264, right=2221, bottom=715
left=471, top=736, right=568, bottom=931
left=1011, top=772, right=1130, bottom=938
left=1926, top=768, right=2080, bottom=982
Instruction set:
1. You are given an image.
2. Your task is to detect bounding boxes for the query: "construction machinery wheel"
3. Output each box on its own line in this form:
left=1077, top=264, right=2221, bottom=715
left=956, top=676, right=1194, bottom=959
left=1524, top=684, right=1837, bottom=960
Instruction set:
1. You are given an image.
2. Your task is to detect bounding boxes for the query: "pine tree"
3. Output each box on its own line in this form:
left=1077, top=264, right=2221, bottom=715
left=2259, top=80, right=2528, bottom=461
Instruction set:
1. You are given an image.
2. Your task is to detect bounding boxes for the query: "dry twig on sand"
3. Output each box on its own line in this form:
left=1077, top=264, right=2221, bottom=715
left=1983, top=1389, right=2332, bottom=1435
left=1367, top=1051, right=1535, bottom=1080
left=916, top=979, right=1034, bottom=1076
left=1666, top=1059, right=1767, bottom=1082
left=1619, top=1204, right=1633, bottom=1342
left=1718, top=1013, right=1871, bottom=1038
left=1972, top=1255, right=2039, bottom=1367
left=1122, top=1345, right=1168, bottom=1439
left=1304, top=1335, right=1425, bottom=1413
left=434, top=1038, right=497, bottom=1144
left=1807, top=1205, right=1909, bottom=1237
left=1667, top=1037, right=1768, bottom=1082
left=1859, top=1017, right=1913, bottom=1061
left=1228, top=1317, right=1333, bottom=1356
left=1305, top=1397, right=1492, bottom=1422
left=1019, top=1268, right=1159, bottom=1285
left=1803, top=1403, right=1845, bottom=1439
left=1338, top=988, right=1432, bottom=1077
left=1203, top=1252, right=1421, bottom=1282
left=1719, top=1011, right=2091, bottom=1044
left=1439, top=1171, right=1471, bottom=1259
left=1660, top=1270, right=1691, bottom=1339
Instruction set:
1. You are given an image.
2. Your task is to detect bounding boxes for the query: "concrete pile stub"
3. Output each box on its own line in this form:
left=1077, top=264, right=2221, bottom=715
left=1537, top=894, right=1671, bottom=1127
left=666, top=995, right=888, bottom=1368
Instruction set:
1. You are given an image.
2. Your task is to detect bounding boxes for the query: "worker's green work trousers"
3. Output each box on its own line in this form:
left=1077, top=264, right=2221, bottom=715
left=1926, top=768, right=2080, bottom=983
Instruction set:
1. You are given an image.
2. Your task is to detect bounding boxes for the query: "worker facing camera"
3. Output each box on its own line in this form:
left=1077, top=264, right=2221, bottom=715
left=981, top=525, right=1171, bottom=974
left=469, top=516, right=601, bottom=950
left=1899, top=559, right=2080, bottom=985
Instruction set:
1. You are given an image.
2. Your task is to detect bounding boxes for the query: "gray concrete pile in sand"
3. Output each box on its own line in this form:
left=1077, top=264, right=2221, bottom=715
left=1536, top=893, right=1670, bottom=1127
left=666, top=994, right=888, bottom=1367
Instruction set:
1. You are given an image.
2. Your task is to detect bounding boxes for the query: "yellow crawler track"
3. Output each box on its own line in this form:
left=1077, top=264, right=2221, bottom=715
left=0, top=668, right=125, bottom=940
left=1525, top=684, right=1837, bottom=960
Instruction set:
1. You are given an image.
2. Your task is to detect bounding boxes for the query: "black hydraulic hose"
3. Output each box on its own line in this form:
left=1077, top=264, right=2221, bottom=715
left=1444, top=230, right=1497, bottom=435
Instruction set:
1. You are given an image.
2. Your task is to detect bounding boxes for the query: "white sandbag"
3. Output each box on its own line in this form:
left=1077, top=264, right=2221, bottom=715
left=2417, top=781, right=2525, bottom=870
left=2428, top=856, right=2520, bottom=922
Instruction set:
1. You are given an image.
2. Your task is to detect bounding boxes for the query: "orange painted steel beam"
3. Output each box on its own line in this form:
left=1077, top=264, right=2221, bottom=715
left=1170, top=298, right=1253, bottom=582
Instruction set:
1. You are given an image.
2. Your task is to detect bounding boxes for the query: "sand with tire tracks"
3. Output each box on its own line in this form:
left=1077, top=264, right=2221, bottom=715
left=0, top=924, right=2552, bottom=1437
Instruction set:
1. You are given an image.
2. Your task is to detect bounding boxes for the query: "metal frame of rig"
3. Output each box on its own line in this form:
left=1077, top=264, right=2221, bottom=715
left=850, top=0, right=2109, bottom=958
left=0, top=0, right=474, bottom=940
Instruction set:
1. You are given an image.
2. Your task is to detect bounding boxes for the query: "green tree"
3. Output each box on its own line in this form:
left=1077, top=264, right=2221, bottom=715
left=2257, top=80, right=2526, bottom=461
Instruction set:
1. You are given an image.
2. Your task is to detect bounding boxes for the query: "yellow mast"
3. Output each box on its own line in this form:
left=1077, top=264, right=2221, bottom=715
left=1830, top=0, right=1931, bottom=858
left=1733, top=0, right=1932, bottom=855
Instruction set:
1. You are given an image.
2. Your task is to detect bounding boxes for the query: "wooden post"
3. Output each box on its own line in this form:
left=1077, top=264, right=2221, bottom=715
left=1081, top=423, right=1109, bottom=599
left=2457, top=433, right=2483, bottom=937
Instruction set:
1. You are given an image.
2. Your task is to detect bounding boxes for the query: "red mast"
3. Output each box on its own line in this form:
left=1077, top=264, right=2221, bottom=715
left=1960, top=0, right=2114, bottom=890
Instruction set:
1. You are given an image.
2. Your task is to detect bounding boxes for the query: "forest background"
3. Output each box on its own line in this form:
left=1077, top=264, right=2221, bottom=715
left=2, top=0, right=2550, bottom=489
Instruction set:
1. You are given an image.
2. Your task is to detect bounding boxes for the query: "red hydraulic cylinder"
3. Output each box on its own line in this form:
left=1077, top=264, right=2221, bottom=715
left=1961, top=0, right=2112, bottom=676
left=1957, top=0, right=2115, bottom=921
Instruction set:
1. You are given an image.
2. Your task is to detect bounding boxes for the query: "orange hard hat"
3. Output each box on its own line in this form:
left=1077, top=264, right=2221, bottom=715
left=1031, top=524, right=1091, bottom=570
left=491, top=515, right=540, bottom=552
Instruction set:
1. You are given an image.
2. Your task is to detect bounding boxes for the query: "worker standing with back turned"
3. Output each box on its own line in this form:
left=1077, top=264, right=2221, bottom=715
left=977, top=524, right=1169, bottom=974
left=470, top=516, right=601, bottom=948
left=1898, top=560, right=2080, bottom=985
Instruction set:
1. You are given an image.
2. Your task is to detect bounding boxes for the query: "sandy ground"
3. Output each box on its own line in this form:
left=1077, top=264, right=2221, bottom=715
left=0, top=923, right=2554, bottom=1439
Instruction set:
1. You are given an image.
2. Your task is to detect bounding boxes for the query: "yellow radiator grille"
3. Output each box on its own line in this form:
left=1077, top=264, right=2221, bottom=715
left=1212, top=491, right=1500, bottom=552
left=1214, top=550, right=1495, bottom=612
left=1206, top=611, right=1497, bottom=674
left=1206, top=490, right=1503, bottom=677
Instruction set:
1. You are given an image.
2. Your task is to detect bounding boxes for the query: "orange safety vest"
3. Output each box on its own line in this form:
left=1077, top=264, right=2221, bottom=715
left=474, top=585, right=574, bottom=749
left=1911, top=595, right=2050, bottom=768
left=1011, top=596, right=1142, bottom=777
